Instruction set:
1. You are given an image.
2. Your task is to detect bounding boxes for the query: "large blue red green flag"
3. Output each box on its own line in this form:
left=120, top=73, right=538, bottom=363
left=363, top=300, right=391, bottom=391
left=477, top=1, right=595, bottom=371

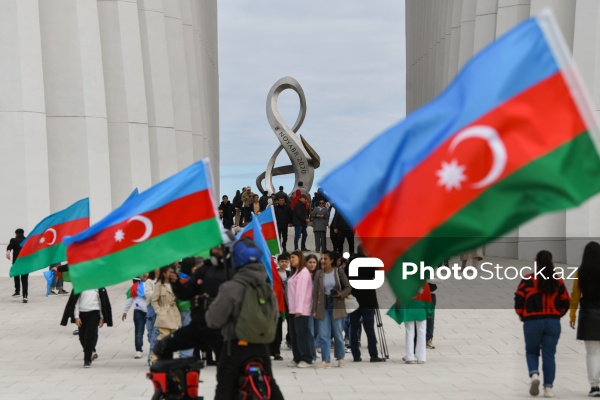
left=64, top=159, right=223, bottom=293
left=237, top=215, right=274, bottom=285
left=9, top=198, right=89, bottom=277
left=237, top=207, right=281, bottom=255
left=320, top=11, right=600, bottom=304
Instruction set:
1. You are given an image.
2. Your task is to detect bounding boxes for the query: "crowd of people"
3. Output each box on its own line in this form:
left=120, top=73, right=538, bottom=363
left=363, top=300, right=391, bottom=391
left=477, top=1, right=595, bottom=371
left=5, top=182, right=600, bottom=399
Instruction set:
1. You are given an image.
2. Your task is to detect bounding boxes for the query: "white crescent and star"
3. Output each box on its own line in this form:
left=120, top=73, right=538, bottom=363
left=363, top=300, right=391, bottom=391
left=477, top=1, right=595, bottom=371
left=436, top=125, right=507, bottom=191
left=114, top=215, right=153, bottom=243
left=39, top=228, right=57, bottom=245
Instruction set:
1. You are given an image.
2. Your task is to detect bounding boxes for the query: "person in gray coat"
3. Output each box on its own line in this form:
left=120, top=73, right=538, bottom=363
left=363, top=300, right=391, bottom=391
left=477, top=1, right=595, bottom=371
left=205, top=238, right=284, bottom=400
left=310, top=200, right=329, bottom=252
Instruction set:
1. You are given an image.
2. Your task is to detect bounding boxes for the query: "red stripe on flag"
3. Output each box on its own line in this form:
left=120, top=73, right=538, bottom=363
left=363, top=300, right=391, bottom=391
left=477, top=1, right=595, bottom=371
left=19, top=217, right=90, bottom=258
left=67, top=190, right=215, bottom=264
left=357, top=72, right=586, bottom=270
left=261, top=222, right=277, bottom=241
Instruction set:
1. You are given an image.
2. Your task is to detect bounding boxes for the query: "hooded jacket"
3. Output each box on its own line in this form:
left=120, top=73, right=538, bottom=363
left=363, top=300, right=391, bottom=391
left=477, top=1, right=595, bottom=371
left=205, top=263, right=274, bottom=341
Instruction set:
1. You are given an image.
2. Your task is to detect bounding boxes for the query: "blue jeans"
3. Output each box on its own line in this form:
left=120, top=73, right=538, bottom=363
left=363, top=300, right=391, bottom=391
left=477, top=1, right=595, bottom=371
left=179, top=310, right=193, bottom=358
left=294, top=226, right=307, bottom=250
left=350, top=308, right=378, bottom=360
left=133, top=309, right=147, bottom=352
left=146, top=305, right=159, bottom=362
left=318, top=296, right=345, bottom=362
left=523, top=318, right=561, bottom=388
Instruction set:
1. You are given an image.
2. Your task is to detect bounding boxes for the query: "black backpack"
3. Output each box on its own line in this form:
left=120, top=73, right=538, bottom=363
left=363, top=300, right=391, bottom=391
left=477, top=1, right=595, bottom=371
left=235, top=361, right=272, bottom=400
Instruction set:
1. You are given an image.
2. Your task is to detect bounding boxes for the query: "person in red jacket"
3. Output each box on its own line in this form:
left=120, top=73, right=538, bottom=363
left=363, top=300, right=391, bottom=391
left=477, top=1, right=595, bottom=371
left=514, top=250, right=570, bottom=398
left=269, top=256, right=287, bottom=360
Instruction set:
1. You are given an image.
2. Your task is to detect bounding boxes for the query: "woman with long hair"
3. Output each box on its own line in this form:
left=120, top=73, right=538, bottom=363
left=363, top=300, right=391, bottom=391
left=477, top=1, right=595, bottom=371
left=570, top=241, right=600, bottom=397
left=312, top=251, right=352, bottom=368
left=305, top=254, right=320, bottom=361
left=286, top=251, right=313, bottom=367
left=150, top=265, right=181, bottom=364
left=514, top=250, right=570, bottom=398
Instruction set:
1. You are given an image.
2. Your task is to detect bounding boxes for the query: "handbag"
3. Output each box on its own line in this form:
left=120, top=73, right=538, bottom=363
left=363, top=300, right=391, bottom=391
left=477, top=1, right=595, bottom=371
left=336, top=268, right=359, bottom=314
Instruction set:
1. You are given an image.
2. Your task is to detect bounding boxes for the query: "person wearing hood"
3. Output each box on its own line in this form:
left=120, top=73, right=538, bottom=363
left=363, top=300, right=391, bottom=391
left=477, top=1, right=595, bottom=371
left=206, top=237, right=284, bottom=399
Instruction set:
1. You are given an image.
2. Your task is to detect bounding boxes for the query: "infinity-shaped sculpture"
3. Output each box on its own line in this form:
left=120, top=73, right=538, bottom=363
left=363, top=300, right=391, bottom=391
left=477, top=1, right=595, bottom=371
left=256, top=77, right=320, bottom=195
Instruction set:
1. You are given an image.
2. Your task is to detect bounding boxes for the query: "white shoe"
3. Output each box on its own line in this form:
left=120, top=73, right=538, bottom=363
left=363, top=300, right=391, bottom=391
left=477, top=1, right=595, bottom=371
left=530, top=374, right=540, bottom=396
left=405, top=359, right=417, bottom=364
left=544, top=387, right=553, bottom=398
left=134, top=351, right=142, bottom=359
left=417, top=360, right=426, bottom=364
left=337, top=359, right=345, bottom=368
left=287, top=361, right=298, bottom=368
left=315, top=361, right=331, bottom=369
left=297, top=361, right=313, bottom=368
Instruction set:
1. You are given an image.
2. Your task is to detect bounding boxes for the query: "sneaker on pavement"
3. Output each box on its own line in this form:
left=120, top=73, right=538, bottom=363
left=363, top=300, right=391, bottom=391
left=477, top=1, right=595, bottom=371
left=287, top=361, right=298, bottom=368
left=49, top=290, right=58, bottom=296
left=370, top=357, right=384, bottom=362
left=12, top=292, right=20, bottom=297
left=84, top=361, right=91, bottom=368
left=426, top=339, right=435, bottom=349
left=589, top=386, right=600, bottom=397
left=73, top=329, right=79, bottom=335
left=315, top=362, right=331, bottom=369
left=354, top=357, right=362, bottom=362
left=58, top=289, right=69, bottom=295
left=273, top=355, right=283, bottom=361
left=22, top=297, right=28, bottom=303
left=405, top=359, right=417, bottom=364
left=337, top=359, right=345, bottom=368
left=297, top=361, right=312, bottom=368
left=134, top=351, right=142, bottom=359
left=92, top=353, right=99, bottom=361
left=543, top=387, right=553, bottom=398
left=530, top=374, right=540, bottom=397
left=417, top=360, right=426, bottom=364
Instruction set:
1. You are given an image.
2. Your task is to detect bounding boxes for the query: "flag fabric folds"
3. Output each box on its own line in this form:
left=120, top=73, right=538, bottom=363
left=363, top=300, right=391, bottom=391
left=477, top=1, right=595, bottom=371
left=237, top=215, right=274, bottom=285
left=320, top=11, right=600, bottom=304
left=10, top=198, right=89, bottom=277
left=43, top=270, right=56, bottom=297
left=64, top=159, right=223, bottom=293
left=237, top=207, right=281, bottom=255
left=126, top=280, right=145, bottom=299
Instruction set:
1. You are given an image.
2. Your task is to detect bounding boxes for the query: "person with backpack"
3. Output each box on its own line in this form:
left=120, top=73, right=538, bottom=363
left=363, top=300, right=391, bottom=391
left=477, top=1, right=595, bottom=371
left=206, top=237, right=284, bottom=400
left=514, top=250, right=570, bottom=398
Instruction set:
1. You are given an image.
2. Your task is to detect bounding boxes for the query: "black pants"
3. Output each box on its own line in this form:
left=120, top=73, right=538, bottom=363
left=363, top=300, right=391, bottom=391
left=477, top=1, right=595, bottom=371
left=270, top=315, right=283, bottom=356
left=215, top=341, right=284, bottom=400
left=165, top=318, right=224, bottom=362
left=331, top=232, right=340, bottom=253
left=337, top=230, right=354, bottom=254
left=242, top=207, right=251, bottom=224
left=79, top=310, right=100, bottom=363
left=278, top=226, right=288, bottom=251
left=288, top=315, right=312, bottom=363
left=426, top=293, right=436, bottom=341
left=14, top=274, right=29, bottom=296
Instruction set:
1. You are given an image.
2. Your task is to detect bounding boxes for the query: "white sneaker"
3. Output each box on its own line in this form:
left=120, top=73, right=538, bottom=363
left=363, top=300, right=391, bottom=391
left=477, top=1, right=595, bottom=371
left=287, top=361, right=298, bottom=368
left=417, top=360, right=426, bottom=364
left=315, top=361, right=331, bottom=369
left=337, top=359, right=345, bottom=368
left=544, top=387, right=553, bottom=398
left=297, top=361, right=312, bottom=368
left=530, top=374, right=540, bottom=396
left=134, top=351, right=142, bottom=359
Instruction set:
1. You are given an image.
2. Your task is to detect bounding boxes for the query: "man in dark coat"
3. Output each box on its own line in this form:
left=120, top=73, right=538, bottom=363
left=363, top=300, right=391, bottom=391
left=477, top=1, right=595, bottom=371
left=218, top=195, right=235, bottom=229
left=331, top=208, right=355, bottom=255
left=6, top=228, right=27, bottom=301
left=274, top=197, right=293, bottom=252
left=274, top=186, right=289, bottom=204
left=293, top=194, right=309, bottom=251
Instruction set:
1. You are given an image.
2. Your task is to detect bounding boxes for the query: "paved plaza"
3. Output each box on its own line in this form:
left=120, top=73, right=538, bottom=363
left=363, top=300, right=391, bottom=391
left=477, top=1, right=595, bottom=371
left=0, top=255, right=589, bottom=400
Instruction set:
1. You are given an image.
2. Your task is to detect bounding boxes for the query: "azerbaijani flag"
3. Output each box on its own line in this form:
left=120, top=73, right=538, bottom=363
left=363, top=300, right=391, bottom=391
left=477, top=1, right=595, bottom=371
left=320, top=11, right=600, bottom=304
left=64, top=159, right=223, bottom=293
left=126, top=279, right=145, bottom=299
left=237, top=207, right=281, bottom=255
left=9, top=198, right=89, bottom=277
left=238, top=215, right=274, bottom=285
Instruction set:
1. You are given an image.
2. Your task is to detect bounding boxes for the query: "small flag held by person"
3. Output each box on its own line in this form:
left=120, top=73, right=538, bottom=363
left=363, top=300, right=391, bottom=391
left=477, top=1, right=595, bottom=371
left=126, top=279, right=145, bottom=299
left=237, top=215, right=274, bottom=285
left=64, top=159, right=223, bottom=293
left=10, top=198, right=89, bottom=277
left=237, top=207, right=281, bottom=255
left=320, top=11, right=600, bottom=304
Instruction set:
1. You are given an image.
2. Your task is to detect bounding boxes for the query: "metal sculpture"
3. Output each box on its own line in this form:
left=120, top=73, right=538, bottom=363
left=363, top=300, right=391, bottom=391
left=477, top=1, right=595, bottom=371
left=256, top=77, right=320, bottom=195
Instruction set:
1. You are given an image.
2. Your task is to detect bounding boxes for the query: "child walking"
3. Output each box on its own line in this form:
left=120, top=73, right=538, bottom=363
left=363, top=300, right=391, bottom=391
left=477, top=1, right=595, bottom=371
left=122, top=274, right=149, bottom=359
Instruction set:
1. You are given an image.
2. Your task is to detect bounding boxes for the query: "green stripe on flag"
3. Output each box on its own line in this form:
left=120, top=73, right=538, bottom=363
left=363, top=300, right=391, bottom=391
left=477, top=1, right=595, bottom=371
left=69, top=218, right=221, bottom=293
left=267, top=238, right=281, bottom=255
left=387, top=132, right=600, bottom=304
left=9, top=245, right=66, bottom=277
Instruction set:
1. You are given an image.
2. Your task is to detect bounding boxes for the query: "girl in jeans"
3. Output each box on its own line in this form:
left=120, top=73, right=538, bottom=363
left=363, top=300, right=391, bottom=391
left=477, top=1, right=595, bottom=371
left=121, top=274, right=149, bottom=359
left=570, top=241, right=600, bottom=397
left=515, top=250, right=570, bottom=398
left=305, top=254, right=320, bottom=361
left=145, top=269, right=159, bottom=366
left=286, top=251, right=313, bottom=368
left=313, top=251, right=352, bottom=368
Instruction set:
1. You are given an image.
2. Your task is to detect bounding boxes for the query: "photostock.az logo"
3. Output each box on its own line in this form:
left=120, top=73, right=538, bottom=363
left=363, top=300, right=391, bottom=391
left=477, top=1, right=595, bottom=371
left=348, top=257, right=385, bottom=290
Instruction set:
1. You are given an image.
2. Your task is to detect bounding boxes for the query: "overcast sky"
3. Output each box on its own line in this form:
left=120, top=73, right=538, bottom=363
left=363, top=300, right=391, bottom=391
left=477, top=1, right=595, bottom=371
left=218, top=1, right=406, bottom=198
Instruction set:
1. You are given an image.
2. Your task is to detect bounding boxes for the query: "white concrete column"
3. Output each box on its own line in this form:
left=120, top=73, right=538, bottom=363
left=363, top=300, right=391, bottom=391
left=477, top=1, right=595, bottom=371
left=97, top=0, right=152, bottom=208
left=442, top=0, right=454, bottom=89
left=0, top=0, right=50, bottom=248
left=458, top=0, right=477, bottom=70
left=39, top=0, right=112, bottom=222
left=496, top=0, right=531, bottom=37
left=136, top=0, right=178, bottom=184
left=474, top=0, right=498, bottom=53
left=530, top=0, right=576, bottom=51
left=448, top=0, right=464, bottom=81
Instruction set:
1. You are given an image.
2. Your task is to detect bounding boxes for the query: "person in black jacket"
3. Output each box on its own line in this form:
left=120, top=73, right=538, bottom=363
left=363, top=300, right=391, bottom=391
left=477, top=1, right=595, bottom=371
left=274, top=197, right=293, bottom=252
left=61, top=284, right=113, bottom=368
left=218, top=195, right=235, bottom=229
left=6, top=228, right=27, bottom=301
left=292, top=194, right=309, bottom=251
left=331, top=209, right=354, bottom=255
left=274, top=186, right=289, bottom=204
left=153, top=246, right=235, bottom=364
